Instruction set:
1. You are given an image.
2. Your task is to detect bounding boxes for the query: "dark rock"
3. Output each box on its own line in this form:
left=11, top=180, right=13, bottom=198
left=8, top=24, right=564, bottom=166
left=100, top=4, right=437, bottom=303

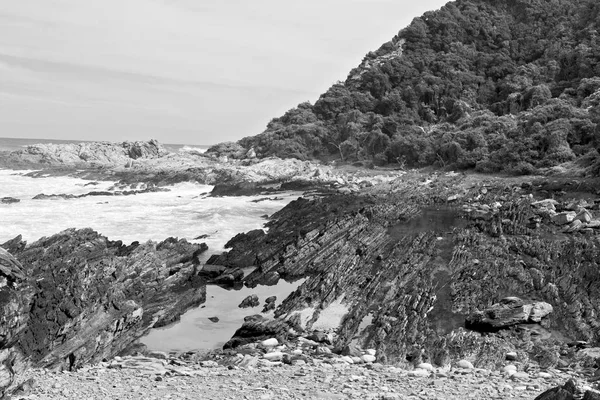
left=208, top=317, right=219, bottom=323
left=262, top=302, right=276, bottom=313
left=265, top=296, right=277, bottom=304
left=223, top=315, right=293, bottom=349
left=32, top=186, right=170, bottom=201
left=207, top=229, right=266, bottom=269
left=252, top=271, right=280, bottom=287
left=210, top=181, right=276, bottom=197
left=534, top=380, right=577, bottom=400
left=308, top=331, right=331, bottom=344
left=212, top=268, right=244, bottom=285
left=239, top=294, right=260, bottom=309
left=1, top=197, right=20, bottom=204
left=198, top=264, right=227, bottom=278
left=584, top=391, right=600, bottom=400
left=0, top=228, right=208, bottom=396
left=0, top=248, right=31, bottom=397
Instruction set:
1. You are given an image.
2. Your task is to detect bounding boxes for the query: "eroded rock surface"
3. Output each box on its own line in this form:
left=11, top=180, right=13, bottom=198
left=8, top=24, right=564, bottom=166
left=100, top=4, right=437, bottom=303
left=210, top=174, right=600, bottom=370
left=0, top=229, right=208, bottom=397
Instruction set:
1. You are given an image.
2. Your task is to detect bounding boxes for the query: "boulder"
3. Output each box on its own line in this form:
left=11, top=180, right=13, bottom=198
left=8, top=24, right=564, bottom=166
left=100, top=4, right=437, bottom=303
left=465, top=297, right=553, bottom=332
left=223, top=315, right=292, bottom=349
left=212, top=268, right=244, bottom=285
left=239, top=294, right=260, bottom=309
left=576, top=209, right=593, bottom=223
left=552, top=212, right=577, bottom=225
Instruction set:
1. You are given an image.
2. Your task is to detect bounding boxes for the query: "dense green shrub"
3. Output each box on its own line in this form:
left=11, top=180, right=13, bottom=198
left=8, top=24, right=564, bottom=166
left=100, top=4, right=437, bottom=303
left=230, top=0, right=600, bottom=174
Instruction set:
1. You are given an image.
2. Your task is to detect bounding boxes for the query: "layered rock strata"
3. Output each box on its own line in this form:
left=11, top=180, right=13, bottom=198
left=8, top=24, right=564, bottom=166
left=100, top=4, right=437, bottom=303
left=210, top=174, right=600, bottom=369
left=0, top=229, right=207, bottom=397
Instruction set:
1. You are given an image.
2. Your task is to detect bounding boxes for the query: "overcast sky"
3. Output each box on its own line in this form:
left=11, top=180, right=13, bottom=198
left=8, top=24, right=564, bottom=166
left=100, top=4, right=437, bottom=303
left=0, top=0, right=449, bottom=145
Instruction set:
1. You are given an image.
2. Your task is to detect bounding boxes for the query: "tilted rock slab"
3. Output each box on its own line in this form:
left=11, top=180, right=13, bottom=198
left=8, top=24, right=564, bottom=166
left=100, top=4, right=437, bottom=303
left=0, top=229, right=208, bottom=397
left=209, top=175, right=600, bottom=369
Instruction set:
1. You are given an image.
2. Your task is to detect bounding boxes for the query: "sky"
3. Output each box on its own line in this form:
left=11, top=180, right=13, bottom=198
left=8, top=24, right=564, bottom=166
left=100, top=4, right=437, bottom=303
left=0, top=0, right=449, bottom=145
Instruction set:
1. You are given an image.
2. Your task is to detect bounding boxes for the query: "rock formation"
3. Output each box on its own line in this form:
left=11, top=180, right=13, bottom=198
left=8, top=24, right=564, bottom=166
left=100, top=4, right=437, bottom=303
left=0, top=229, right=208, bottom=397
left=11, top=139, right=169, bottom=166
left=209, top=174, right=600, bottom=369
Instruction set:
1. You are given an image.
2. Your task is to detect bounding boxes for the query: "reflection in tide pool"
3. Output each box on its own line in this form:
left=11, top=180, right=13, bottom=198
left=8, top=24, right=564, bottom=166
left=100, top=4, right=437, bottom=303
left=142, top=279, right=305, bottom=352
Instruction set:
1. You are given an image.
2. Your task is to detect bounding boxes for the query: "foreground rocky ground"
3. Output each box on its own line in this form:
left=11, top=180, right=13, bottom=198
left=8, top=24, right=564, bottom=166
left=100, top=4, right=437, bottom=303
left=11, top=359, right=571, bottom=400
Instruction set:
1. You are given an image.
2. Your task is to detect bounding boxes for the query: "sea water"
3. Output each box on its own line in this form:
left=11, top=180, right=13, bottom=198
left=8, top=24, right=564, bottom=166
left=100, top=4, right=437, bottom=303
left=0, top=167, right=303, bottom=351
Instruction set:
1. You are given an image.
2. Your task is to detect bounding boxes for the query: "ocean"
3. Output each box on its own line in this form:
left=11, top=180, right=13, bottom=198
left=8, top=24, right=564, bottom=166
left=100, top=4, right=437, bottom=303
left=0, top=143, right=303, bottom=352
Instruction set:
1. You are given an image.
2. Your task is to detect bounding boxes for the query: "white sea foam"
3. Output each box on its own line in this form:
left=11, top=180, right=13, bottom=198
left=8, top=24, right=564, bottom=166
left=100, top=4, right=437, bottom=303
left=0, top=170, right=299, bottom=262
left=0, top=169, right=303, bottom=351
left=178, top=145, right=207, bottom=155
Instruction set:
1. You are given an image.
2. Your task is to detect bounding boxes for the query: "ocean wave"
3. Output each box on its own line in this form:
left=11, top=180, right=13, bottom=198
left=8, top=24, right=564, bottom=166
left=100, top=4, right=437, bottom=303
left=178, top=145, right=208, bottom=155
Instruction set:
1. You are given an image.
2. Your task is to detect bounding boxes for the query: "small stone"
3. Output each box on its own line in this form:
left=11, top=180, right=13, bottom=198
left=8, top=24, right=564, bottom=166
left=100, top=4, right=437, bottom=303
left=408, top=368, right=430, bottom=377
left=503, top=365, right=517, bottom=375
left=456, top=360, right=474, bottom=370
left=510, top=372, right=529, bottom=381
left=361, top=354, right=376, bottom=363
left=263, top=352, right=284, bottom=361
left=552, top=211, right=577, bottom=225
left=261, top=338, right=279, bottom=347
left=506, top=352, right=518, bottom=361
left=200, top=360, right=219, bottom=368
left=417, top=363, right=434, bottom=372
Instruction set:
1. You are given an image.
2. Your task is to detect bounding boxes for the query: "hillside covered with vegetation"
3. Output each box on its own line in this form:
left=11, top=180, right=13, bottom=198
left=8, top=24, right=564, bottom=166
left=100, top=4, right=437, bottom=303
left=210, top=0, right=600, bottom=175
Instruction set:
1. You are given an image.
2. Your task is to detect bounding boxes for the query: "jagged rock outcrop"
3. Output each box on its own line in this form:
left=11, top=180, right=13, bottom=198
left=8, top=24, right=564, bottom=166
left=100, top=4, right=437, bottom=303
left=0, top=248, right=32, bottom=397
left=8, top=139, right=169, bottom=167
left=211, top=174, right=600, bottom=369
left=0, top=229, right=208, bottom=397
left=535, top=379, right=600, bottom=400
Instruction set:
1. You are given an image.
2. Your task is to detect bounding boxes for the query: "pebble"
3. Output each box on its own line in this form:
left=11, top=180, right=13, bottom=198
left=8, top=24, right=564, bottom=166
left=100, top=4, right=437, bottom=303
left=263, top=352, right=284, bottom=361
left=361, top=355, right=376, bottom=363
left=417, top=363, right=434, bottom=372
left=456, top=360, right=474, bottom=370
left=260, top=338, right=279, bottom=347
left=510, top=372, right=530, bottom=381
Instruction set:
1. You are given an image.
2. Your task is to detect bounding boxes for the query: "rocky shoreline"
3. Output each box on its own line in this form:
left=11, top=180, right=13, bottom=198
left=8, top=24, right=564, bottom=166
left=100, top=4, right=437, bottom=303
left=2, top=140, right=600, bottom=399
